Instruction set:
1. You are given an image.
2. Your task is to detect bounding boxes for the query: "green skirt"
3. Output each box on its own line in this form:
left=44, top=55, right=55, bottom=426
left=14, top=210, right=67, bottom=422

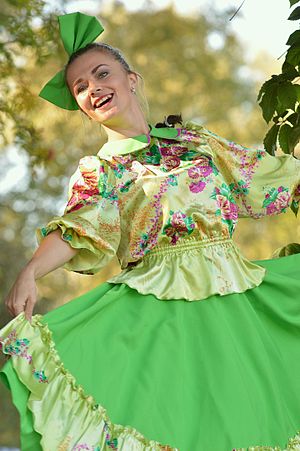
left=1, top=254, right=300, bottom=451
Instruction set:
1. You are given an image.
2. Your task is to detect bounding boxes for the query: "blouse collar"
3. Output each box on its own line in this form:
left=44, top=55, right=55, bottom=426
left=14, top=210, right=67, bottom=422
left=98, top=125, right=182, bottom=158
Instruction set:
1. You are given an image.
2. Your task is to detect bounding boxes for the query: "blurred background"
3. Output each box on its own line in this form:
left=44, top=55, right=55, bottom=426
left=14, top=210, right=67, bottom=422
left=1, top=0, right=300, bottom=447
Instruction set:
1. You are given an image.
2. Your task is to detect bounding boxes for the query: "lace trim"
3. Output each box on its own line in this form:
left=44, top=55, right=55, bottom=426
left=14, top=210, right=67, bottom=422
left=1, top=314, right=300, bottom=450
left=232, top=432, right=300, bottom=450
left=0, top=313, right=176, bottom=451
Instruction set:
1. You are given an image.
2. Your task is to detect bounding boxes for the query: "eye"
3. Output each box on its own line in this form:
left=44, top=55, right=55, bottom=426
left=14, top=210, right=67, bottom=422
left=76, top=84, right=87, bottom=94
left=96, top=70, right=109, bottom=79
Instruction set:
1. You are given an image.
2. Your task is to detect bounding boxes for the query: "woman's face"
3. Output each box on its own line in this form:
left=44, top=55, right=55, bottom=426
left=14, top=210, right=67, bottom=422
left=66, top=50, right=138, bottom=125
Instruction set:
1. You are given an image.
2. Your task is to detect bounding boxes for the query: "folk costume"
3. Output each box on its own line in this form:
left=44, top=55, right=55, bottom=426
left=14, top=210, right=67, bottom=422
left=1, top=12, right=300, bottom=451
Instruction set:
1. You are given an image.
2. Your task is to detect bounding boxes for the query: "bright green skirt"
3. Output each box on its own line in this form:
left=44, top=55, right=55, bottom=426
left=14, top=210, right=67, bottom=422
left=1, top=254, right=300, bottom=451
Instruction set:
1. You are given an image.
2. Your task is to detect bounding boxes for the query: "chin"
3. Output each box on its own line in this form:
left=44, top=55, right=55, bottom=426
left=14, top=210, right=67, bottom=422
left=101, top=110, right=126, bottom=128
left=94, top=106, right=119, bottom=125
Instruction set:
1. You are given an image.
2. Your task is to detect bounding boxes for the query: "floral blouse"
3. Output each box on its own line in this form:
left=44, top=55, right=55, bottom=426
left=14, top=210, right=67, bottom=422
left=38, top=122, right=300, bottom=301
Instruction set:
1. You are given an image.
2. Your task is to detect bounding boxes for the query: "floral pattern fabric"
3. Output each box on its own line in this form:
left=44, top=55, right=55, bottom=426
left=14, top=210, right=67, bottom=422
left=38, top=122, right=300, bottom=301
left=0, top=313, right=177, bottom=451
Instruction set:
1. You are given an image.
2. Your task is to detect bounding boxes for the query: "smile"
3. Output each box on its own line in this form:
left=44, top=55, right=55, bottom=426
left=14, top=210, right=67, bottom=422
left=94, top=94, right=114, bottom=109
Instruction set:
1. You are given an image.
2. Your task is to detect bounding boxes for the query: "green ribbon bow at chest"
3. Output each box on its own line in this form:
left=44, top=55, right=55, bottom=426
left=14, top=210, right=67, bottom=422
left=39, top=12, right=104, bottom=110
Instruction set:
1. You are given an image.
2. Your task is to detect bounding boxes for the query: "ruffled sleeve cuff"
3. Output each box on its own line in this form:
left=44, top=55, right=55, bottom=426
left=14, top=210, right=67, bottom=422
left=37, top=156, right=121, bottom=275
left=37, top=212, right=118, bottom=275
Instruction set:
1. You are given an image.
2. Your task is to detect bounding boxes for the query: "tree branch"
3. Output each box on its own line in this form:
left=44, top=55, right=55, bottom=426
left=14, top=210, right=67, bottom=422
left=229, top=0, right=246, bottom=21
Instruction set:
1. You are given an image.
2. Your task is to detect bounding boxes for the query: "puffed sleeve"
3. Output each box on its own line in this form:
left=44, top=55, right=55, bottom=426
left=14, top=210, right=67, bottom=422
left=195, top=124, right=300, bottom=219
left=36, top=156, right=121, bottom=274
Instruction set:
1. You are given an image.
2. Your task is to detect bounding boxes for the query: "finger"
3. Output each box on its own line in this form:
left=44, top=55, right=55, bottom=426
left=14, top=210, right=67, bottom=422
left=4, top=297, right=13, bottom=317
left=5, top=296, right=18, bottom=317
left=6, top=306, right=14, bottom=317
left=13, top=295, right=28, bottom=317
left=14, top=303, right=27, bottom=317
left=25, top=296, right=36, bottom=323
left=5, top=292, right=15, bottom=317
left=5, top=287, right=21, bottom=317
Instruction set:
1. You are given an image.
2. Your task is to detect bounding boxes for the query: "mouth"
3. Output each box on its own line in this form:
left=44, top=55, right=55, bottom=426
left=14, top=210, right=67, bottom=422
left=94, top=94, right=114, bottom=110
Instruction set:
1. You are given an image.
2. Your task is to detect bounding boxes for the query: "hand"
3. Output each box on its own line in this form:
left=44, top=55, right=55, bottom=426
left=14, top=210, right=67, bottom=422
left=5, top=266, right=37, bottom=322
left=4, top=229, right=77, bottom=323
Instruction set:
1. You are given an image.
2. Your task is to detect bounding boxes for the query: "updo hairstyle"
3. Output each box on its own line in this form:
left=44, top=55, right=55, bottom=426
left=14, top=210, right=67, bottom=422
left=65, top=42, right=182, bottom=128
left=65, top=42, right=149, bottom=117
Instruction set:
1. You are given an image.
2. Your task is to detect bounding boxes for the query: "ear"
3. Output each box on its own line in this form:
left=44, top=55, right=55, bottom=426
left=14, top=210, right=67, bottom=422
left=128, top=72, right=138, bottom=90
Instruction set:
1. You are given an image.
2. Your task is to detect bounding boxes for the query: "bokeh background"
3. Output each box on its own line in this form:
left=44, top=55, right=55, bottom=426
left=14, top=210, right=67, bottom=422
left=1, top=0, right=300, bottom=447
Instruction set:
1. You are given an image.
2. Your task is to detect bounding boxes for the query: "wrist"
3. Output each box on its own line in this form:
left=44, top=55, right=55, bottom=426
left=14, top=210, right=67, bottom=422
left=23, top=260, right=42, bottom=280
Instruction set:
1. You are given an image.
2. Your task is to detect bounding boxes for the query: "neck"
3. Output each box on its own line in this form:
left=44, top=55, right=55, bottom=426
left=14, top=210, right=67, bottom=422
left=102, top=105, right=150, bottom=141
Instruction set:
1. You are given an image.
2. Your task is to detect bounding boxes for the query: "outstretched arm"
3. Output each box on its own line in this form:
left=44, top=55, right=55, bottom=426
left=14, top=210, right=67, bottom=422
left=6, top=157, right=121, bottom=322
left=5, top=230, right=78, bottom=321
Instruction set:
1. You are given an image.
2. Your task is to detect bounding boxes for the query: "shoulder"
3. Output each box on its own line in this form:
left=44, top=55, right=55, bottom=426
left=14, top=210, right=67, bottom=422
left=78, top=155, right=110, bottom=174
left=68, top=155, right=113, bottom=195
left=181, top=121, right=245, bottom=151
left=180, top=120, right=217, bottom=144
left=178, top=121, right=225, bottom=156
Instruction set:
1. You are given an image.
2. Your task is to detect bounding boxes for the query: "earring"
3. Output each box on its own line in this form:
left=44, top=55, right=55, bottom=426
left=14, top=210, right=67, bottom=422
left=131, top=86, right=136, bottom=94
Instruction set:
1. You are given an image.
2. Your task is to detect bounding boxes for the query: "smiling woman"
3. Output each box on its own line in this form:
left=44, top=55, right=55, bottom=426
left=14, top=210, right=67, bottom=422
left=2, top=11, right=300, bottom=451
left=65, top=42, right=151, bottom=139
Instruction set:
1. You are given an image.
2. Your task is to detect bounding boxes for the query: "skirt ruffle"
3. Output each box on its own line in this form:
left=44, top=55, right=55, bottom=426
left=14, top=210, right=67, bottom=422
left=1, top=253, right=300, bottom=451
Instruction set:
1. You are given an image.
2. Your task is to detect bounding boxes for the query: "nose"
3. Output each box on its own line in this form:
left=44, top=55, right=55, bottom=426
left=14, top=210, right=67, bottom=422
left=89, top=86, right=103, bottom=97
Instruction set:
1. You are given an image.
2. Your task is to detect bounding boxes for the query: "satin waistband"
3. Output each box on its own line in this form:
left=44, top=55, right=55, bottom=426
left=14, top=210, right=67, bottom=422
left=110, top=236, right=266, bottom=301
left=144, top=237, right=235, bottom=258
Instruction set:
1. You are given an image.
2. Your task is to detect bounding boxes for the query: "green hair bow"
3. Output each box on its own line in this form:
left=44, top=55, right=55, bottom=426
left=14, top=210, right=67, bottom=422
left=39, top=12, right=104, bottom=110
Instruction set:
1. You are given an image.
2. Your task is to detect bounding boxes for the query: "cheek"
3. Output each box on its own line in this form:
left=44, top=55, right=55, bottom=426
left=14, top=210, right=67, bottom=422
left=119, top=84, right=133, bottom=103
left=76, top=93, right=91, bottom=111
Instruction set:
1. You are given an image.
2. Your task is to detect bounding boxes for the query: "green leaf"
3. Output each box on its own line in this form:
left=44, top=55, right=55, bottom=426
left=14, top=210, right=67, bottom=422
left=282, top=60, right=298, bottom=73
left=278, top=124, right=292, bottom=154
left=288, top=6, right=300, bottom=20
left=277, top=82, right=297, bottom=110
left=275, top=102, right=289, bottom=117
left=286, top=44, right=300, bottom=66
left=257, top=80, right=269, bottom=103
left=289, top=0, right=300, bottom=7
left=293, top=89, right=300, bottom=110
left=290, top=200, right=299, bottom=217
left=288, top=125, right=300, bottom=152
left=263, top=124, right=279, bottom=155
left=257, top=77, right=278, bottom=103
left=286, top=29, right=300, bottom=46
left=258, top=83, right=278, bottom=123
left=284, top=112, right=299, bottom=126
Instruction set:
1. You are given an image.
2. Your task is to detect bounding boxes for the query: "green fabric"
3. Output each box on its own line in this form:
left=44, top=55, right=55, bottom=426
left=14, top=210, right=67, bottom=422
left=0, top=366, right=42, bottom=450
left=1, top=253, right=300, bottom=450
left=98, top=125, right=181, bottom=157
left=39, top=12, right=104, bottom=110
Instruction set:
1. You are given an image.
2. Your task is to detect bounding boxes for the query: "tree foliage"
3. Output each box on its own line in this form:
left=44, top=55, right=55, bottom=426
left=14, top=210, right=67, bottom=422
left=0, top=0, right=61, bottom=163
left=258, top=1, right=300, bottom=170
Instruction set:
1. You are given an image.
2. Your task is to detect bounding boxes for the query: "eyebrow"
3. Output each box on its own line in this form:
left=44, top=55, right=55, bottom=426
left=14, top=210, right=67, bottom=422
left=73, top=64, right=109, bottom=87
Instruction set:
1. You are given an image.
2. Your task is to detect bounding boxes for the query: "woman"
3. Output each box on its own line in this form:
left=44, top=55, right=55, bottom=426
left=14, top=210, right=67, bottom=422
left=1, top=11, right=300, bottom=451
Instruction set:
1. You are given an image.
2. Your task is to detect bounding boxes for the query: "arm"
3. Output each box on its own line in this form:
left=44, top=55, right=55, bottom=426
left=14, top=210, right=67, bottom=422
left=5, top=230, right=78, bottom=322
left=7, top=157, right=121, bottom=322
left=187, top=122, right=300, bottom=219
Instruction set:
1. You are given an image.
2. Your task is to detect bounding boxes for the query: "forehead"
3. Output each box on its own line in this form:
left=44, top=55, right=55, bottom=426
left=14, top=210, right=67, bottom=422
left=66, top=50, right=118, bottom=85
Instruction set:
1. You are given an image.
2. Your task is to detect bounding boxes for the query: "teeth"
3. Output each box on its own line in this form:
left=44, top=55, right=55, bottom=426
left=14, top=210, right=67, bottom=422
left=95, top=94, right=113, bottom=108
